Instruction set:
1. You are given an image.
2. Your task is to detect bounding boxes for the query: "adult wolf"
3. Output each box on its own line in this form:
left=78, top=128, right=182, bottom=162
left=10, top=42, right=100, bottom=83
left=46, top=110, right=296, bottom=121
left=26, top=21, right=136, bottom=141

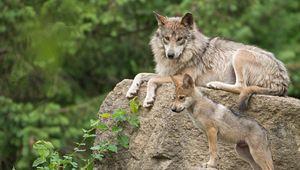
left=126, top=12, right=289, bottom=110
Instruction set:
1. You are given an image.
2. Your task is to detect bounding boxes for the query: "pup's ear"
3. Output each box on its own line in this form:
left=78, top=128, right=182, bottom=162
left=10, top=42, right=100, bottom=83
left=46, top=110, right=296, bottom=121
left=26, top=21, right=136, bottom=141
left=153, top=11, right=167, bottom=26
left=182, top=74, right=194, bottom=89
left=181, top=12, right=193, bottom=29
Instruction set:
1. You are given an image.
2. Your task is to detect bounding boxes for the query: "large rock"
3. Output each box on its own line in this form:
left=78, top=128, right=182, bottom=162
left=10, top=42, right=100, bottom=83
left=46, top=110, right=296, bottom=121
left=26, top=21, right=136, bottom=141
left=94, top=79, right=300, bottom=170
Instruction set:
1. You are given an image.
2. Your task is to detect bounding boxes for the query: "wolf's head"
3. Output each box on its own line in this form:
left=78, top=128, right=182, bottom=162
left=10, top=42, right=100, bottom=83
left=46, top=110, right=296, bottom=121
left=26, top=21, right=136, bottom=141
left=153, top=12, right=194, bottom=60
left=171, top=74, right=195, bottom=113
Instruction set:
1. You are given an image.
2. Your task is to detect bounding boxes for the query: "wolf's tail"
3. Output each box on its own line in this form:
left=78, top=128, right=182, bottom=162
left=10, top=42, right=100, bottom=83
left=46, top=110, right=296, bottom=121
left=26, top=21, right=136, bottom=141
left=238, top=86, right=285, bottom=113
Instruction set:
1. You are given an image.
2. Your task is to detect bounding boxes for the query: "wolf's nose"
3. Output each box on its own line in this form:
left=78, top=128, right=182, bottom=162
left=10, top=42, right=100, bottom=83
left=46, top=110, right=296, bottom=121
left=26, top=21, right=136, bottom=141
left=167, top=52, right=175, bottom=59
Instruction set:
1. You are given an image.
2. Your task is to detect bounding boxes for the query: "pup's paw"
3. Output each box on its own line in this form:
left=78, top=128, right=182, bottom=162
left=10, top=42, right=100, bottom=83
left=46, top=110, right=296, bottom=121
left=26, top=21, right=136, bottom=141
left=143, top=97, right=155, bottom=108
left=126, top=87, right=138, bottom=98
left=206, top=81, right=222, bottom=90
left=201, top=162, right=217, bottom=169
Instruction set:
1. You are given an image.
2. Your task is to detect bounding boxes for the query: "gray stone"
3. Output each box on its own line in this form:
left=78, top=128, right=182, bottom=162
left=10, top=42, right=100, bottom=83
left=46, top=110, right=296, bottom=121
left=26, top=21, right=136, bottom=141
left=94, top=79, right=300, bottom=170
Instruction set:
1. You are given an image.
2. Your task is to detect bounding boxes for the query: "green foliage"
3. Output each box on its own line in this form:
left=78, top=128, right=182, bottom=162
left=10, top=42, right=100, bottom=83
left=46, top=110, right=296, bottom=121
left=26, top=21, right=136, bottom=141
left=32, top=140, right=78, bottom=169
left=32, top=98, right=140, bottom=169
left=0, top=96, right=98, bottom=169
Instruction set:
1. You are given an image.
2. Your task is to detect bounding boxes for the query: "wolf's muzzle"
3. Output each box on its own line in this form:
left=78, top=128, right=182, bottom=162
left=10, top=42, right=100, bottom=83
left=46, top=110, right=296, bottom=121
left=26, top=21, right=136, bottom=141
left=167, top=51, right=175, bottom=59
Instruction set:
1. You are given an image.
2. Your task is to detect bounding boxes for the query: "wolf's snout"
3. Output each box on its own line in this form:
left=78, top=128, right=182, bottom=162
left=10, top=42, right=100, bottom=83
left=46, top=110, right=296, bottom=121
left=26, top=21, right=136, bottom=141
left=167, top=50, right=175, bottom=59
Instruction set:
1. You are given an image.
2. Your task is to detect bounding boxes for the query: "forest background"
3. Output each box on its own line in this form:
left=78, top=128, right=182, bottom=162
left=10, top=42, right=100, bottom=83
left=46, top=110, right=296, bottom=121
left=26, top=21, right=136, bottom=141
left=0, top=0, right=299, bottom=169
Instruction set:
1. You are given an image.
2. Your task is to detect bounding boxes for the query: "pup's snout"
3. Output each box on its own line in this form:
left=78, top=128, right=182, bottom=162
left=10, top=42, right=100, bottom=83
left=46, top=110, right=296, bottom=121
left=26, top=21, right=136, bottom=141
left=171, top=105, right=183, bottom=113
left=167, top=50, right=175, bottom=59
left=171, top=105, right=177, bottom=112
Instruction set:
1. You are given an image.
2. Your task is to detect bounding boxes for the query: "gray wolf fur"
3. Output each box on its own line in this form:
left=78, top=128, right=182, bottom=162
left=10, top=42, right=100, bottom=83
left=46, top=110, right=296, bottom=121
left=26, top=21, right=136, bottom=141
left=171, top=74, right=274, bottom=170
left=126, top=12, right=289, bottom=109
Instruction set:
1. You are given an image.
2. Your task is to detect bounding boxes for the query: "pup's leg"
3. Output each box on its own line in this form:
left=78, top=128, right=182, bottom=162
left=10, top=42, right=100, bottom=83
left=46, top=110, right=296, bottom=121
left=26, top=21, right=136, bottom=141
left=202, top=127, right=218, bottom=168
left=249, top=149, right=274, bottom=170
left=126, top=73, right=157, bottom=98
left=235, top=142, right=260, bottom=170
left=143, top=76, right=173, bottom=107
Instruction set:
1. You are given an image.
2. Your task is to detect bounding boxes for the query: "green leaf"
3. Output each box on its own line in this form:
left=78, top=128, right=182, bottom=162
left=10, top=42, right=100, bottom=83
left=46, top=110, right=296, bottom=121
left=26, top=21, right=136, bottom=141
left=74, top=147, right=86, bottom=152
left=92, top=153, right=104, bottom=160
left=107, top=144, right=118, bottom=153
left=118, top=134, right=129, bottom=148
left=33, top=141, right=53, bottom=158
left=42, top=141, right=54, bottom=149
left=112, top=109, right=127, bottom=121
left=127, top=115, right=140, bottom=128
left=99, top=113, right=111, bottom=118
left=32, top=157, right=46, bottom=167
left=82, top=128, right=88, bottom=133
left=90, top=143, right=108, bottom=151
left=80, top=159, right=94, bottom=170
left=130, top=97, right=139, bottom=113
left=96, top=123, right=108, bottom=130
left=70, top=161, right=78, bottom=168
left=75, top=142, right=86, bottom=146
left=63, top=155, right=72, bottom=160
left=111, top=126, right=122, bottom=134
left=82, top=128, right=94, bottom=133
left=49, top=152, right=61, bottom=166
left=90, top=119, right=100, bottom=127
left=90, top=145, right=100, bottom=151
left=83, top=134, right=97, bottom=138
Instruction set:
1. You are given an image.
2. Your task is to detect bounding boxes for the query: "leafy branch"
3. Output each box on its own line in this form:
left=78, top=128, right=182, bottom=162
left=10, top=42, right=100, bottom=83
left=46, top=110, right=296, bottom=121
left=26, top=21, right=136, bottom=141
left=32, top=97, right=140, bottom=169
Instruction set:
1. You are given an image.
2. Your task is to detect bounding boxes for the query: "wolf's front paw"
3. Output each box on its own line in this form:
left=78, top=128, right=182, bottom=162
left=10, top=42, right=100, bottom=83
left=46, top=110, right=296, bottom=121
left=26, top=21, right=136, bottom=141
left=126, top=87, right=139, bottom=98
left=201, top=162, right=217, bottom=169
left=126, top=90, right=137, bottom=98
left=143, top=96, right=155, bottom=108
left=206, top=81, right=222, bottom=90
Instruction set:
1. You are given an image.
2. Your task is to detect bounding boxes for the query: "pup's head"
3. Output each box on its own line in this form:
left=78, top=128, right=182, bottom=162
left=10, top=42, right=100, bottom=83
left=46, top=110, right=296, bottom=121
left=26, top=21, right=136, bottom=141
left=171, top=74, right=195, bottom=113
left=153, top=12, right=194, bottom=60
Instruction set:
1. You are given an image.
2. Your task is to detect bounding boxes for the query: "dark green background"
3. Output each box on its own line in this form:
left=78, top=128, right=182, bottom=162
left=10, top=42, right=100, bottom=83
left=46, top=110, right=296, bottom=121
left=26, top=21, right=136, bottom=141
left=1, top=0, right=299, bottom=169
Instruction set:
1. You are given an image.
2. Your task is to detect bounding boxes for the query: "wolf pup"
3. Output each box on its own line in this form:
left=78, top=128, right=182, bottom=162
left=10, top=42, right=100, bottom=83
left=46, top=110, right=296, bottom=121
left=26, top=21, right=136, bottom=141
left=126, top=12, right=289, bottom=110
left=170, top=74, right=274, bottom=170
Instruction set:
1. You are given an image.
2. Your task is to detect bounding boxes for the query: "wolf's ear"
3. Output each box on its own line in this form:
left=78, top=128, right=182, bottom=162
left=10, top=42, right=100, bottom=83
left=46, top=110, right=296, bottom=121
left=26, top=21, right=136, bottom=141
left=153, top=11, right=167, bottom=26
left=181, top=13, right=193, bottom=29
left=182, top=74, right=194, bottom=89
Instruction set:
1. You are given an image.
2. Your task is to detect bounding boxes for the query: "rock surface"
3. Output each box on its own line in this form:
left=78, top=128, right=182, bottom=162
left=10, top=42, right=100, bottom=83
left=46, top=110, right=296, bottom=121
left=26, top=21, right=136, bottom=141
left=94, top=79, right=300, bottom=170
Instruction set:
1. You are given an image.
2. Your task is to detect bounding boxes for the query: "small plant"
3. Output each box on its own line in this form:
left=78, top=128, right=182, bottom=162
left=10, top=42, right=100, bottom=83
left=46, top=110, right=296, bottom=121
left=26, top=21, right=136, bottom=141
left=32, top=97, right=140, bottom=169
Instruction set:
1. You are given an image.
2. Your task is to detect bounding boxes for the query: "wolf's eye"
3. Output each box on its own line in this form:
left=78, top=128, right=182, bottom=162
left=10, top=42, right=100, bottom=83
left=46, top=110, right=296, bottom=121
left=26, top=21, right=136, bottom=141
left=177, top=37, right=183, bottom=41
left=178, top=96, right=185, bottom=100
left=164, top=36, right=170, bottom=41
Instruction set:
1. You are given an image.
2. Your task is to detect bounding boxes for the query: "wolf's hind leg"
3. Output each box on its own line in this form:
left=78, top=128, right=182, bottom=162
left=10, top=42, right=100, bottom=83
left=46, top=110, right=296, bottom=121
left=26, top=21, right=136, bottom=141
left=235, top=142, right=261, bottom=170
left=206, top=81, right=242, bottom=93
left=207, top=49, right=261, bottom=111
left=126, top=73, right=157, bottom=98
left=206, top=49, right=252, bottom=93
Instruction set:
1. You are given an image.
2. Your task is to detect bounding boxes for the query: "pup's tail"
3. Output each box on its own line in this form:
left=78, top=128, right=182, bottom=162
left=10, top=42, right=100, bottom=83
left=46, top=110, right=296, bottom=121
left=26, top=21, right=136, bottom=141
left=238, top=86, right=284, bottom=113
